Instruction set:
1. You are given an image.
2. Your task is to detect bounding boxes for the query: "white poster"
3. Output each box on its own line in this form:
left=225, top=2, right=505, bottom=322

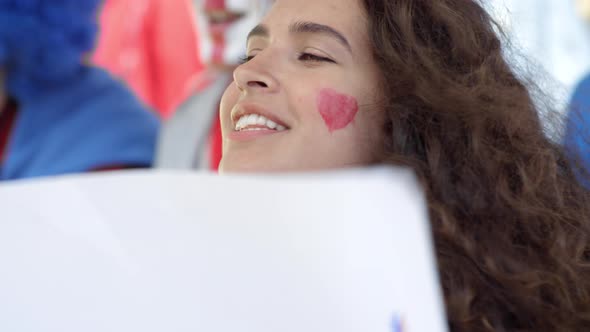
left=0, top=168, right=447, bottom=332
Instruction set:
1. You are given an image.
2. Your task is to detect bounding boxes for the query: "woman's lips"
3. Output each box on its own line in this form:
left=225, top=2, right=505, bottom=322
left=229, top=103, right=290, bottom=141
left=231, top=104, right=289, bottom=130
left=227, top=128, right=288, bottom=141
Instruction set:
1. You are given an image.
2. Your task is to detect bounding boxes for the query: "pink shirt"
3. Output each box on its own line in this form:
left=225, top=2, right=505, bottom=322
left=93, top=0, right=205, bottom=118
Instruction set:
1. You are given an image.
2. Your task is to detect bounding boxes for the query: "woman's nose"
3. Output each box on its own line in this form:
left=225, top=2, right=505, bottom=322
left=233, top=54, right=279, bottom=93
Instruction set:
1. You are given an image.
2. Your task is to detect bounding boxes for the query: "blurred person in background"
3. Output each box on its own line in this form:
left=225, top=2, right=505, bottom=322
left=564, top=0, right=590, bottom=188
left=154, top=0, right=269, bottom=170
left=0, top=0, right=159, bottom=181
left=93, top=0, right=205, bottom=118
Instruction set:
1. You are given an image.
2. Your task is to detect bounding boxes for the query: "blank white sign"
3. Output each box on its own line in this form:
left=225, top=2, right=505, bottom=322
left=0, top=168, right=447, bottom=332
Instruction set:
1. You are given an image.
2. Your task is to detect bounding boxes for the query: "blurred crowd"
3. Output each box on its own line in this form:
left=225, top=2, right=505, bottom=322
left=1, top=0, right=590, bottom=184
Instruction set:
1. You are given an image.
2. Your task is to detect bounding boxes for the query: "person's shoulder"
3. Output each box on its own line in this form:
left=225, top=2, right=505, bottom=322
left=78, top=66, right=139, bottom=100
left=53, top=67, right=160, bottom=169
left=76, top=66, right=158, bottom=119
left=572, top=74, right=590, bottom=100
left=568, top=73, right=590, bottom=119
left=40, top=66, right=161, bottom=146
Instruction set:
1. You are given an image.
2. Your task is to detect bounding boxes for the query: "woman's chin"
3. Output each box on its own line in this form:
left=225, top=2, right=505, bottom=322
left=218, top=156, right=281, bottom=174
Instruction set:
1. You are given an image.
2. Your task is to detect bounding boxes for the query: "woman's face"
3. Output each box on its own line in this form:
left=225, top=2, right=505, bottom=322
left=219, top=0, right=384, bottom=172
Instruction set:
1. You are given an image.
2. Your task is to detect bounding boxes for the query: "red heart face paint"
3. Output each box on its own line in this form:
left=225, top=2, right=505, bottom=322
left=317, top=88, right=359, bottom=133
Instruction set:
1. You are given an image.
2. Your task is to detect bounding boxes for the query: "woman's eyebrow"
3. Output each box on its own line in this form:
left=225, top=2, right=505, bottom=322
left=246, top=21, right=353, bottom=55
left=247, top=24, right=269, bottom=42
left=289, top=21, right=352, bottom=54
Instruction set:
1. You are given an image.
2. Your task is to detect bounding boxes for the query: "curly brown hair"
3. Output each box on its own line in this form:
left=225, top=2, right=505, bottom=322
left=361, top=0, right=590, bottom=330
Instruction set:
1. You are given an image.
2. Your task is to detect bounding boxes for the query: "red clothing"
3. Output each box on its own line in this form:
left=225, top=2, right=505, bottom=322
left=209, top=112, right=223, bottom=170
left=93, top=0, right=205, bottom=118
left=0, top=101, right=17, bottom=165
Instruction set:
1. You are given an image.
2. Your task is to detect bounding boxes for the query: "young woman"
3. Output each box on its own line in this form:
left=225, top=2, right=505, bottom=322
left=219, top=0, right=590, bottom=330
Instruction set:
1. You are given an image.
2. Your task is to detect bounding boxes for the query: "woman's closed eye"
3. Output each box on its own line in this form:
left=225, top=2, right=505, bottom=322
left=238, top=52, right=336, bottom=65
left=239, top=55, right=255, bottom=64
left=297, top=52, right=335, bottom=63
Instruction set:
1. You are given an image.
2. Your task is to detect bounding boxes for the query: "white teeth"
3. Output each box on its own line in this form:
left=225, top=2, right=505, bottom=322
left=234, top=113, right=287, bottom=132
left=256, top=116, right=267, bottom=126
left=235, top=116, right=247, bottom=130
left=246, top=114, right=257, bottom=123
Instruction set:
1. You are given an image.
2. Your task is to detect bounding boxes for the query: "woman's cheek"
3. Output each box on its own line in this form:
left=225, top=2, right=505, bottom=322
left=220, top=84, right=240, bottom=128
left=316, top=88, right=359, bottom=133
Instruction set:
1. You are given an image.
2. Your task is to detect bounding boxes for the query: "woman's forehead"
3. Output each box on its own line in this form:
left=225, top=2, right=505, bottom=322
left=261, top=0, right=368, bottom=44
left=266, top=0, right=366, bottom=24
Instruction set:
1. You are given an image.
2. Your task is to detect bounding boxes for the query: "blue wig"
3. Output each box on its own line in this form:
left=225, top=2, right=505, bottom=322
left=0, top=0, right=101, bottom=100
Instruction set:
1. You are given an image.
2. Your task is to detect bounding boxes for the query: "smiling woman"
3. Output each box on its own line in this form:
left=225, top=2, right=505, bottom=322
left=220, top=0, right=383, bottom=172
left=218, top=0, right=590, bottom=331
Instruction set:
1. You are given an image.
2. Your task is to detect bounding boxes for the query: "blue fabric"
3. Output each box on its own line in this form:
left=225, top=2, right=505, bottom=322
left=0, top=66, right=160, bottom=180
left=0, top=0, right=100, bottom=100
left=565, top=74, right=590, bottom=188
